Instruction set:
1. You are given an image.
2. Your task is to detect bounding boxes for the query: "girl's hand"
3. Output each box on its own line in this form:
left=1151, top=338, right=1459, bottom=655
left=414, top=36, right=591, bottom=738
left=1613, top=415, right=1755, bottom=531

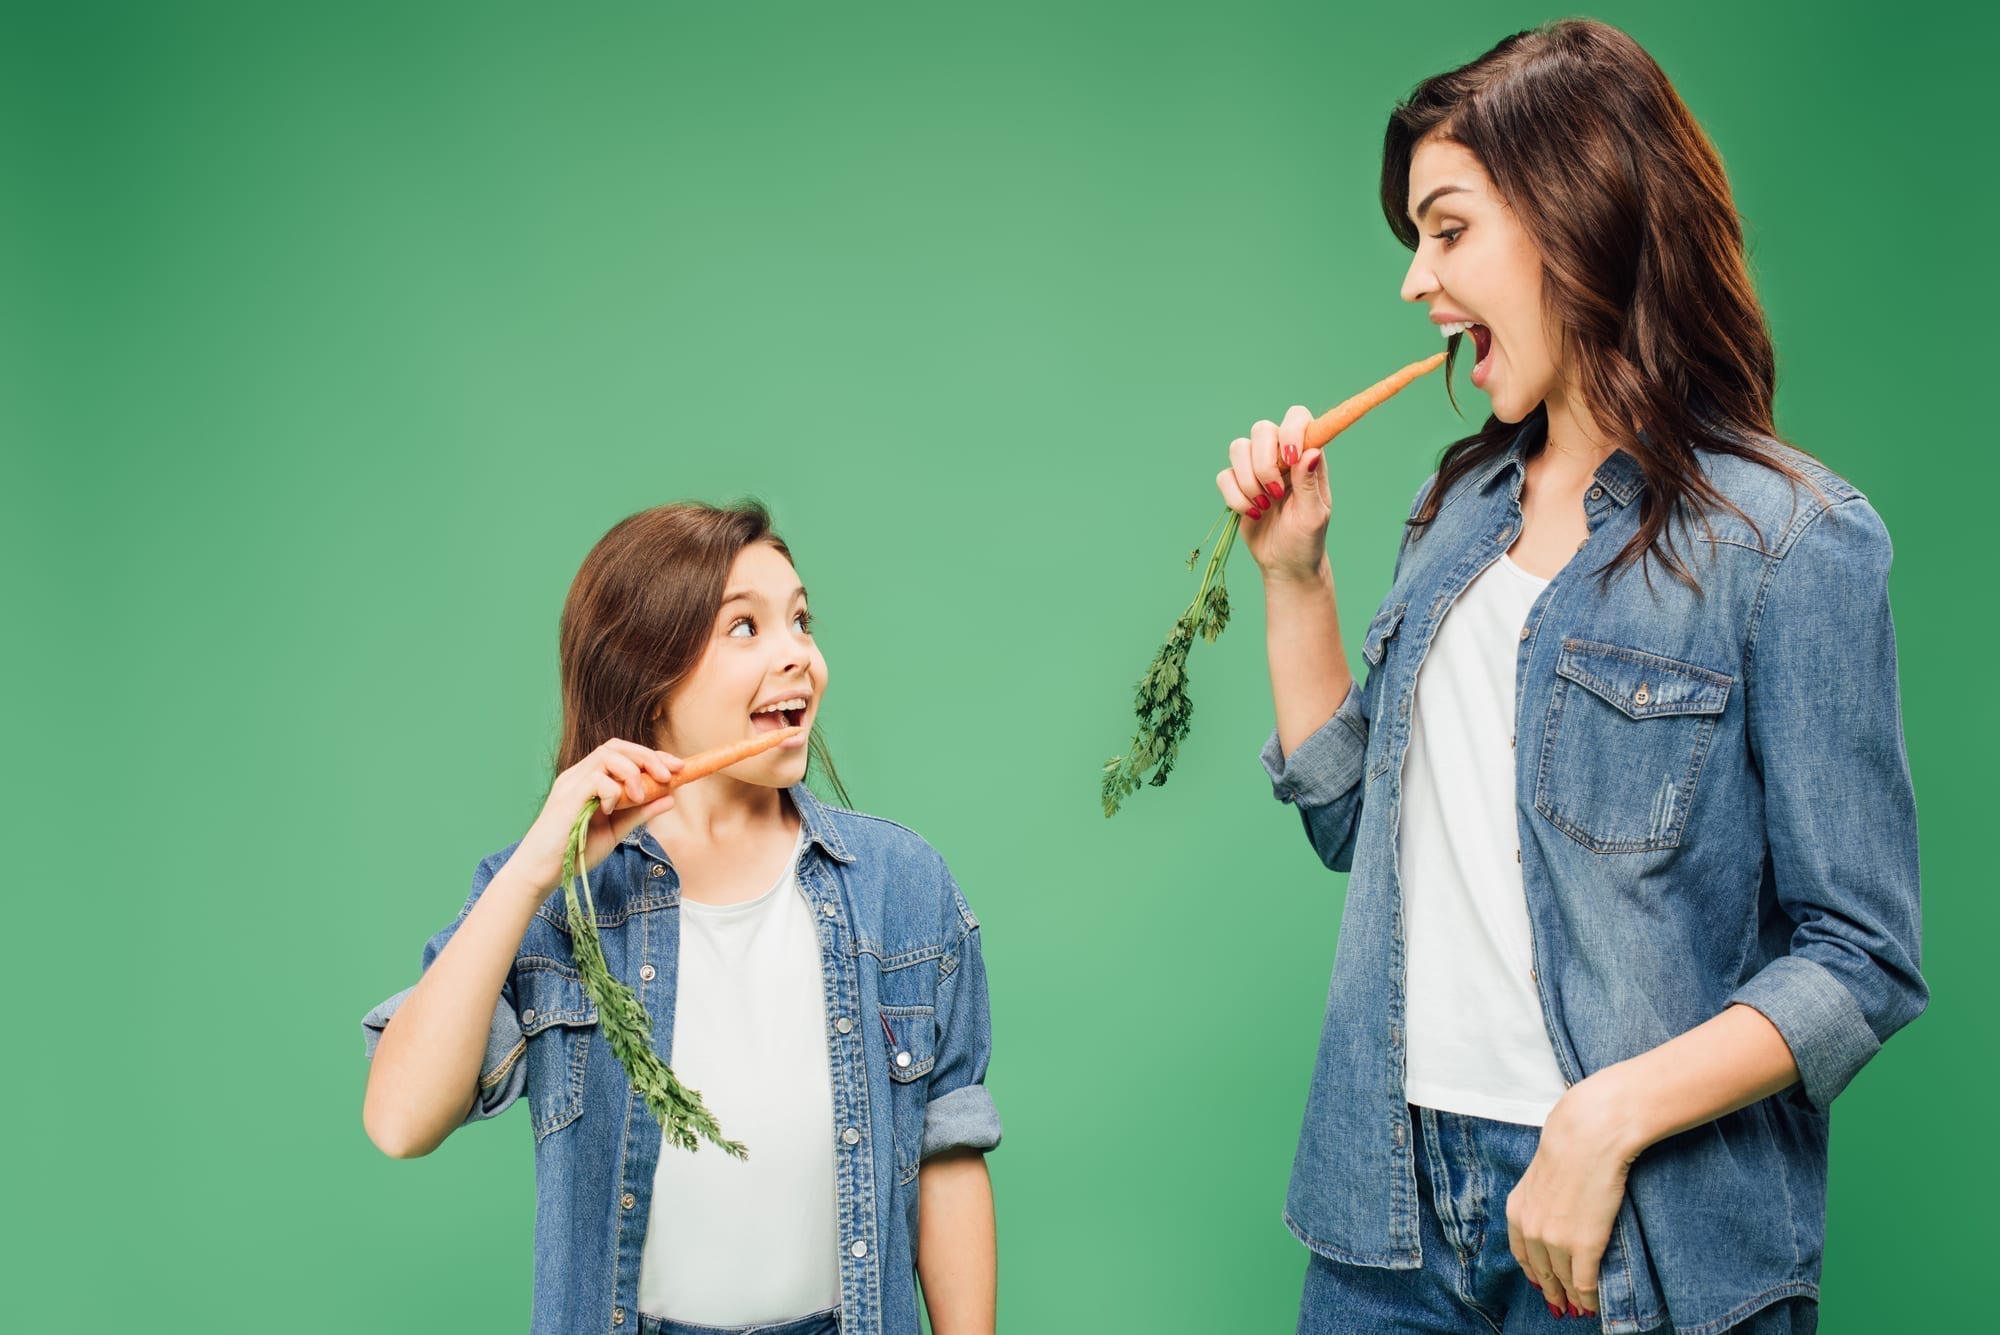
left=1216, top=405, right=1331, bottom=582
left=1506, top=1075, right=1642, bottom=1321
left=501, top=740, right=684, bottom=895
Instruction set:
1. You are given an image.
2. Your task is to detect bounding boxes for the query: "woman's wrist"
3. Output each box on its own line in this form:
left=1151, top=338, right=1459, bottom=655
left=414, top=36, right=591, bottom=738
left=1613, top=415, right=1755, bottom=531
left=1261, top=553, right=1333, bottom=592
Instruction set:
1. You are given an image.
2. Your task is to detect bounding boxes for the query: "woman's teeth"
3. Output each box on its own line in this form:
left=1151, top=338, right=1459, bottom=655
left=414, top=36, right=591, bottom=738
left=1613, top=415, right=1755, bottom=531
left=1439, top=321, right=1472, bottom=337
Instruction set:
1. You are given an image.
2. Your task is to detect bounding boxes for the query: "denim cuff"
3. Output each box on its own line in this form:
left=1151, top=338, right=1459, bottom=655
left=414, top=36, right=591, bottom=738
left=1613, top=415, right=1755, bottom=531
left=361, top=986, right=527, bottom=1124
left=1260, top=680, right=1369, bottom=809
left=921, top=1083, right=1002, bottom=1159
left=1727, top=955, right=1881, bottom=1109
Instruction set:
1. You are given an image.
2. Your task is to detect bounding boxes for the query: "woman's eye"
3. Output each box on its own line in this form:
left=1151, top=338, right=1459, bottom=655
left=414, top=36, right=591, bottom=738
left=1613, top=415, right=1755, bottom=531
left=727, top=617, right=755, bottom=638
left=1431, top=227, right=1464, bottom=248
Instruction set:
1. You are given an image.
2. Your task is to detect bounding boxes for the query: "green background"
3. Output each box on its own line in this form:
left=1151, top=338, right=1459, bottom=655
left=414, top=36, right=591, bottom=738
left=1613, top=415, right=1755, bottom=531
left=7, top=2, right=1991, bottom=1329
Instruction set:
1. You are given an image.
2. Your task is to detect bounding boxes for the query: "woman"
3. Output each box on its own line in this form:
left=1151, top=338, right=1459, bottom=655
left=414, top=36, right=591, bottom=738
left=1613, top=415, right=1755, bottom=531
left=1220, top=20, right=1924, bottom=1334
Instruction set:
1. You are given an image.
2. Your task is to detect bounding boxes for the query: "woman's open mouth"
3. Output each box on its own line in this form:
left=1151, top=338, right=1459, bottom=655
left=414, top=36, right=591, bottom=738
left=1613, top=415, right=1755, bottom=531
left=1440, top=320, right=1495, bottom=388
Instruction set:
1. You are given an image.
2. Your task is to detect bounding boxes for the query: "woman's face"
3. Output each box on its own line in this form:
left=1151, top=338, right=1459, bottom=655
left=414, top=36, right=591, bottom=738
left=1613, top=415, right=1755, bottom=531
left=655, top=541, right=825, bottom=786
left=1400, top=136, right=1562, bottom=424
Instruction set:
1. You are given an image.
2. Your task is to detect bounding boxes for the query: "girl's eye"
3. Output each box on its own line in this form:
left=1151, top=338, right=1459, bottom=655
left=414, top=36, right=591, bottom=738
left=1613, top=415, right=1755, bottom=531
left=727, top=617, right=755, bottom=638
left=1431, top=227, right=1464, bottom=248
left=793, top=610, right=814, bottom=634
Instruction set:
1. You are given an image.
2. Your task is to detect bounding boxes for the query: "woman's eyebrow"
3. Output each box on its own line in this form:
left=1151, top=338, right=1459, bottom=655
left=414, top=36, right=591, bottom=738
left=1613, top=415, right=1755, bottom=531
left=1411, top=184, right=1472, bottom=225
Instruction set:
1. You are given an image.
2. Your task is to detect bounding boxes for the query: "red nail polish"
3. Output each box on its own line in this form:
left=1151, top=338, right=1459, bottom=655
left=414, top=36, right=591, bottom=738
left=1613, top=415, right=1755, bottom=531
left=1528, top=1279, right=1542, bottom=1291
left=1253, top=494, right=1270, bottom=512
left=1265, top=481, right=1285, bottom=500
left=1283, top=445, right=1298, bottom=467
left=1243, top=507, right=1259, bottom=520
left=1547, top=1302, right=1562, bottom=1318
left=1306, top=452, right=1321, bottom=474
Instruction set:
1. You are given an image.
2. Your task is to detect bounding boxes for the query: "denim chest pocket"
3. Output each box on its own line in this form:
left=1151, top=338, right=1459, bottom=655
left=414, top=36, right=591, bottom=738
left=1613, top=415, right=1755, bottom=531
left=1361, top=603, right=1406, bottom=779
left=514, top=958, right=597, bottom=1140
left=878, top=1003, right=937, bottom=1185
left=1534, top=639, right=1733, bottom=853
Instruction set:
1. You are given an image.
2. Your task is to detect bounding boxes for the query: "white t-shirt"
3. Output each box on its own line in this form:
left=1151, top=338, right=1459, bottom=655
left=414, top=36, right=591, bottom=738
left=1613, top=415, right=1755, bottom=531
left=1400, top=552, right=1571, bottom=1127
left=638, top=828, right=840, bottom=1325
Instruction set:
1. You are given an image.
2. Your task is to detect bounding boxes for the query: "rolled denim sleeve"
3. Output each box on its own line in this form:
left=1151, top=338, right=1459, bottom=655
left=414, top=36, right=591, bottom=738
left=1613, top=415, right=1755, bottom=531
left=921, top=882, right=1002, bottom=1160
left=1728, top=496, right=1926, bottom=1109
left=358, top=852, right=530, bottom=1125
left=1262, top=677, right=1372, bottom=872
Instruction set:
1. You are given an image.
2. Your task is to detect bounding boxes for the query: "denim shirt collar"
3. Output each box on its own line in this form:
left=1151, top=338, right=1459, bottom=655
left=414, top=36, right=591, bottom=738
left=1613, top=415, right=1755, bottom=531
left=616, top=782, right=857, bottom=865
left=1471, top=420, right=1647, bottom=508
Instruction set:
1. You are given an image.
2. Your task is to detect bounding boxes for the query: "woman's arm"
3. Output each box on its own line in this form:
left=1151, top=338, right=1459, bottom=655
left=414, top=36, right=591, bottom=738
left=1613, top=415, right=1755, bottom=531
left=917, top=1150, right=997, bottom=1334
left=1506, top=1005, right=1799, bottom=1317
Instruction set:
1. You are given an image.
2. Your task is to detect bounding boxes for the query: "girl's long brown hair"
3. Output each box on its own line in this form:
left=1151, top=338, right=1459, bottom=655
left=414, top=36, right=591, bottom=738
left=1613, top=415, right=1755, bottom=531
left=1381, top=18, right=1811, bottom=586
left=555, top=501, right=849, bottom=805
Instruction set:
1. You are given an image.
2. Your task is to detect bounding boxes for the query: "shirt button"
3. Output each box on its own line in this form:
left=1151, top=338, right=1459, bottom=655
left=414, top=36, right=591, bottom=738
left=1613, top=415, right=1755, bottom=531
left=1634, top=682, right=1651, bottom=705
left=896, top=1051, right=912, bottom=1068
left=1589, top=486, right=1604, bottom=500
left=842, top=1127, right=861, bottom=1145
left=851, top=1240, right=869, bottom=1259
left=612, top=1309, right=626, bottom=1326
left=639, top=964, right=656, bottom=982
left=1518, top=626, right=1531, bottom=641
left=822, top=902, right=837, bottom=918
left=521, top=1009, right=537, bottom=1026
left=621, top=1192, right=636, bottom=1210
left=650, top=864, right=665, bottom=877
left=835, top=1016, right=854, bottom=1035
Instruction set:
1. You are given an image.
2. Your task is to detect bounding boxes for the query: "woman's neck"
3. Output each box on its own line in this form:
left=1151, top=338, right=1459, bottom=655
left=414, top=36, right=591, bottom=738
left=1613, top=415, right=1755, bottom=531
left=1535, top=381, right=1621, bottom=486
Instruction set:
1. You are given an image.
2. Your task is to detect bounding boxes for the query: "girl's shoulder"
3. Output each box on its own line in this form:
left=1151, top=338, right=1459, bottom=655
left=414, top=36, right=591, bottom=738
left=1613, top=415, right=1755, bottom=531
left=797, top=790, right=981, bottom=939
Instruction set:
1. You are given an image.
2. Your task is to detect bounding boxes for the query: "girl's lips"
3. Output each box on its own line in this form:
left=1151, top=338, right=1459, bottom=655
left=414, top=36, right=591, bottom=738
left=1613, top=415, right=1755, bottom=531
left=750, top=706, right=811, bottom=748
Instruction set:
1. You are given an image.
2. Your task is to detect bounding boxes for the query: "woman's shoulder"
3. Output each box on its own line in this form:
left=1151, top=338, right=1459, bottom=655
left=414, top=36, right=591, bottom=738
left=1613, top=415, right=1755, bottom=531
left=1692, top=435, right=1882, bottom=560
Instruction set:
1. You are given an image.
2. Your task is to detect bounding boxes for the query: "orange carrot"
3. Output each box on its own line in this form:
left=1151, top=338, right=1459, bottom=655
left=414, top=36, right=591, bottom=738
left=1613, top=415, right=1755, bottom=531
left=627, top=726, right=803, bottom=803
left=1302, top=350, right=1447, bottom=451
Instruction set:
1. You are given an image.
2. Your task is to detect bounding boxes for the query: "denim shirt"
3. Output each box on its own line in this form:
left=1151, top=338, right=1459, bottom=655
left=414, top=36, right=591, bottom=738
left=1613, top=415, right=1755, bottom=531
left=361, top=785, right=1002, bottom=1335
left=1262, top=427, right=1924, bottom=1335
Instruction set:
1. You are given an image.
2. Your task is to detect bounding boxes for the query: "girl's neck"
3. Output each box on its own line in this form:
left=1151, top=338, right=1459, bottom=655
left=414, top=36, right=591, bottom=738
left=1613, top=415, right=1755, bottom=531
left=647, top=775, right=798, bottom=853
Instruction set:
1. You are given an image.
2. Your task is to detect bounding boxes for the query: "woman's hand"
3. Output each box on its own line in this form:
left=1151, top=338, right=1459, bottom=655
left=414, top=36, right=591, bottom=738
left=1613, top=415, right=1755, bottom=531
left=501, top=740, right=685, bottom=895
left=1216, top=404, right=1332, bottom=583
left=1506, top=1074, right=1644, bottom=1320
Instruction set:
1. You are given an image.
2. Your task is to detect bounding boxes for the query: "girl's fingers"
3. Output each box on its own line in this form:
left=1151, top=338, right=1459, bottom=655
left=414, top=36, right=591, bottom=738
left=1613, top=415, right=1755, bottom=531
left=602, top=752, right=648, bottom=804
left=1248, top=418, right=1284, bottom=496
left=594, top=776, right=623, bottom=814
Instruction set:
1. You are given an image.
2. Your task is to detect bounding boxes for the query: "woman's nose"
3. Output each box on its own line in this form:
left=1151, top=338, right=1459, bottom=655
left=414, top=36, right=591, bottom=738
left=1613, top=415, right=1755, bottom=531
left=1400, top=252, right=1437, bottom=305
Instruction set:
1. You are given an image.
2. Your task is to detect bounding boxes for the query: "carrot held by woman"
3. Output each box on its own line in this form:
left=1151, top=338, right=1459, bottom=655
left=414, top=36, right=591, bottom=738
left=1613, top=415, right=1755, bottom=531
left=1100, top=351, right=1445, bottom=816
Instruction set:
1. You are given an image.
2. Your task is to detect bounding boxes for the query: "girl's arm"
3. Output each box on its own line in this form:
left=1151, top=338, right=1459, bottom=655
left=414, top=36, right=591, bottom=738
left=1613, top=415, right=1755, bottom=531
left=363, top=739, right=683, bottom=1158
left=917, top=1150, right=996, bottom=1335
left=363, top=864, right=549, bottom=1157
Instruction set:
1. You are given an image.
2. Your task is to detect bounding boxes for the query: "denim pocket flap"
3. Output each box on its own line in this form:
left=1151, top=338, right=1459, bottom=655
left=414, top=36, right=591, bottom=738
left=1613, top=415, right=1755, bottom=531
left=1555, top=640, right=1732, bottom=720
left=880, top=1005, right=936, bottom=1083
left=1361, top=603, right=1407, bottom=667
left=515, top=959, right=598, bottom=1034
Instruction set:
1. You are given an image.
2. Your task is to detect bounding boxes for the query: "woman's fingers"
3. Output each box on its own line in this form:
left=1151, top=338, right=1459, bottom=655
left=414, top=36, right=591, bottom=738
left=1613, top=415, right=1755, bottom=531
left=1277, top=404, right=1312, bottom=466
left=1230, top=433, right=1273, bottom=516
left=1248, top=418, right=1284, bottom=498
left=1570, top=1244, right=1603, bottom=1318
left=1220, top=445, right=1260, bottom=519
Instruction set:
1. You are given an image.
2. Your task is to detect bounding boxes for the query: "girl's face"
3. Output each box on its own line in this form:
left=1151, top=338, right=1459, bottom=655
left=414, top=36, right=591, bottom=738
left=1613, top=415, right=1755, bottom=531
left=655, top=541, right=825, bottom=786
left=1399, top=137, right=1563, bottom=424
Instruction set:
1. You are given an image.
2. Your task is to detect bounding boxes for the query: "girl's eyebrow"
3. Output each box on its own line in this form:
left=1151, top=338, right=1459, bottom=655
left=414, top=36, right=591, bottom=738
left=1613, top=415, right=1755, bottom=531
left=721, top=584, right=808, bottom=606
left=1411, top=184, right=1472, bottom=226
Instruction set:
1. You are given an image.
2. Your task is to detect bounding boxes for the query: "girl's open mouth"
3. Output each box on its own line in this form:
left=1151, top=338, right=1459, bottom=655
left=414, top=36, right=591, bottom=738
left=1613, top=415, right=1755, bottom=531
left=751, top=699, right=809, bottom=734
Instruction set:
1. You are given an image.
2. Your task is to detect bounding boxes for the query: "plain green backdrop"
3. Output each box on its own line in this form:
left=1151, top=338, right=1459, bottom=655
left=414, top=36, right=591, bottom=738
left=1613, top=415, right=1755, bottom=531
left=5, top=1, right=1991, bottom=1330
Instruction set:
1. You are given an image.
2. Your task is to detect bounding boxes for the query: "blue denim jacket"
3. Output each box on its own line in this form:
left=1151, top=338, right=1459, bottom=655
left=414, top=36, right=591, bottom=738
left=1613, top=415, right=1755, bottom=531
left=361, top=785, right=1002, bottom=1335
left=1262, top=427, right=1924, bottom=1335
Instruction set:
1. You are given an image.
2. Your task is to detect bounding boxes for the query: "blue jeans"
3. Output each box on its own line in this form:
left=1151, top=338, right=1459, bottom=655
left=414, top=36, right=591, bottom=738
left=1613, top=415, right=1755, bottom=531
left=1297, top=1107, right=1817, bottom=1334
left=639, top=1308, right=839, bottom=1335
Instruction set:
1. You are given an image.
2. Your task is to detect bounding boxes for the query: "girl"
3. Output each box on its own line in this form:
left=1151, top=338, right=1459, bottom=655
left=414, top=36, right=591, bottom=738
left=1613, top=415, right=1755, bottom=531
left=360, top=502, right=1000, bottom=1335
left=1220, top=20, right=1922, bottom=1334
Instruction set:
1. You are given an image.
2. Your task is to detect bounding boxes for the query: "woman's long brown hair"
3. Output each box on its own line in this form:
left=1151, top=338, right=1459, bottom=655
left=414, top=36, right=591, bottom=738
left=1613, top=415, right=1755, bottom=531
left=555, top=500, right=849, bottom=805
left=1381, top=18, right=1812, bottom=587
